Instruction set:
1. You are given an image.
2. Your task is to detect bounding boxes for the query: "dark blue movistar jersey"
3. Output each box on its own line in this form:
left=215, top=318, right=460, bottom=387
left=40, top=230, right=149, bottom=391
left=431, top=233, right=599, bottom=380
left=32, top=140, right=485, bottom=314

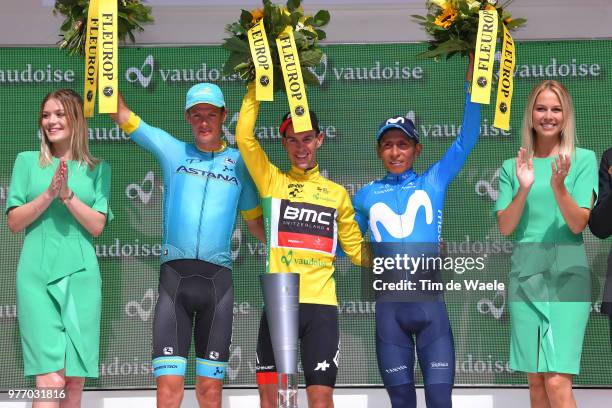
left=121, top=114, right=262, bottom=268
left=353, top=85, right=480, bottom=245
left=354, top=84, right=481, bottom=401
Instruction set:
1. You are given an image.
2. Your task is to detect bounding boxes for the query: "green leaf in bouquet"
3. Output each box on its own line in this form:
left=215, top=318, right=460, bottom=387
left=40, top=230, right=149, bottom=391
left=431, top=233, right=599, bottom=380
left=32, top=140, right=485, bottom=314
left=223, top=52, right=248, bottom=76
left=222, top=36, right=251, bottom=54
left=60, top=17, right=73, bottom=32
left=506, top=18, right=526, bottom=29
left=315, top=29, right=326, bottom=41
left=299, top=49, right=323, bottom=66
left=411, top=14, right=427, bottom=21
left=280, top=12, right=292, bottom=29
left=312, top=10, right=330, bottom=27
left=240, top=10, right=253, bottom=28
left=458, top=1, right=469, bottom=15
left=301, top=29, right=318, bottom=40
left=287, top=0, right=301, bottom=12
left=417, top=38, right=469, bottom=59
left=290, top=11, right=301, bottom=27
left=293, top=30, right=305, bottom=48
left=226, top=22, right=246, bottom=36
left=301, top=68, right=320, bottom=86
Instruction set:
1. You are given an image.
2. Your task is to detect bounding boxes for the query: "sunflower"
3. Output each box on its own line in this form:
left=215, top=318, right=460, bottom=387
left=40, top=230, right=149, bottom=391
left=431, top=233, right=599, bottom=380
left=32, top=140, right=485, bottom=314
left=434, top=7, right=457, bottom=29
left=251, top=8, right=264, bottom=23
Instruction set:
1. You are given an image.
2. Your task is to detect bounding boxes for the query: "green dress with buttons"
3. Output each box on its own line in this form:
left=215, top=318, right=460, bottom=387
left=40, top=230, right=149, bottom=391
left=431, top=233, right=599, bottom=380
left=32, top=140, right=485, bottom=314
left=494, top=147, right=598, bottom=374
left=6, top=151, right=112, bottom=377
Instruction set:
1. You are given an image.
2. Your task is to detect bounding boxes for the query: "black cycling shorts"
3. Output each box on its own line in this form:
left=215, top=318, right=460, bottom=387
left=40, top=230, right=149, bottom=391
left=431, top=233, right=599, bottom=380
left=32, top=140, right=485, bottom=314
left=256, top=303, right=340, bottom=387
left=151, top=259, right=233, bottom=379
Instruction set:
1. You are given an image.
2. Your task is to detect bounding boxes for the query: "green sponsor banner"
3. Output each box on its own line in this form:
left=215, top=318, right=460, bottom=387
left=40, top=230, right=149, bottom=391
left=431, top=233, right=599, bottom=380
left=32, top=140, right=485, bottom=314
left=0, top=41, right=610, bottom=389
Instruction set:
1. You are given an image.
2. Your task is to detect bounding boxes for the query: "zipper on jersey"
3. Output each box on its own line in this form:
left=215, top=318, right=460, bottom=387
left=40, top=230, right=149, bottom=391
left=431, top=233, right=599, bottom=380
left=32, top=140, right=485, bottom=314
left=394, top=174, right=405, bottom=241
left=195, top=151, right=213, bottom=259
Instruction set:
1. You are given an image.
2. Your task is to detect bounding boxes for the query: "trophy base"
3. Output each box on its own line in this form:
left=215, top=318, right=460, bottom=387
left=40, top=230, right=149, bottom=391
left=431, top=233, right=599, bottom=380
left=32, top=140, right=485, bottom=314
left=277, top=373, right=298, bottom=408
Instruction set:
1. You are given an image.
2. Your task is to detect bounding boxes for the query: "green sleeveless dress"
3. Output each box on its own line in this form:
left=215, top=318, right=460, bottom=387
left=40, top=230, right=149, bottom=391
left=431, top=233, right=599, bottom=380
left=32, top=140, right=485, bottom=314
left=6, top=152, right=112, bottom=377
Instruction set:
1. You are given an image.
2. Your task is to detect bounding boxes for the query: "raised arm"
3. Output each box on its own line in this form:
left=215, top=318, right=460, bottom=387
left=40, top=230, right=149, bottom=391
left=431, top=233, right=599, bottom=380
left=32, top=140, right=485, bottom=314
left=59, top=161, right=112, bottom=237
left=496, top=149, right=533, bottom=236
left=7, top=154, right=59, bottom=233
left=235, top=84, right=277, bottom=195
left=108, top=91, right=131, bottom=126
left=426, top=54, right=481, bottom=188
left=551, top=154, right=595, bottom=234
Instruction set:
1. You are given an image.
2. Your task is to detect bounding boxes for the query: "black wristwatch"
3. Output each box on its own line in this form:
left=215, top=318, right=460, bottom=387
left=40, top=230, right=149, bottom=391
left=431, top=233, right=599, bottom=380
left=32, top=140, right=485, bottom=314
left=61, top=190, right=75, bottom=204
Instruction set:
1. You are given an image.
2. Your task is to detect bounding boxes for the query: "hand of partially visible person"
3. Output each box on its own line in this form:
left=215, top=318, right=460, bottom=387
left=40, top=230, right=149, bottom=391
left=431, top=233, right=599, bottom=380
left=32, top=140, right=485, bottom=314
left=516, top=147, right=534, bottom=191
left=46, top=161, right=64, bottom=199
left=551, top=154, right=571, bottom=191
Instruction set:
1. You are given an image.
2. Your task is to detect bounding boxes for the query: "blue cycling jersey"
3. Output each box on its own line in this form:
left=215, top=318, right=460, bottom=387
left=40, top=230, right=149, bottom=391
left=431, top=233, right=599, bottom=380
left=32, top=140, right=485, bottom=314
left=354, top=85, right=480, bottom=405
left=121, top=114, right=261, bottom=268
left=353, top=85, right=480, bottom=245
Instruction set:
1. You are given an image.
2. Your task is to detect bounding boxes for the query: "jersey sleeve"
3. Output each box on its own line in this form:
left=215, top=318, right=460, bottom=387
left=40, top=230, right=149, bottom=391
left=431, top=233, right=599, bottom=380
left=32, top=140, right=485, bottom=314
left=589, top=148, right=612, bottom=239
left=571, top=149, right=598, bottom=209
left=120, top=111, right=182, bottom=173
left=5, top=152, right=31, bottom=213
left=425, top=82, right=481, bottom=190
left=352, top=185, right=370, bottom=235
left=92, top=160, right=114, bottom=224
left=493, top=158, right=515, bottom=213
left=236, top=157, right=263, bottom=220
left=336, top=186, right=365, bottom=266
left=235, top=84, right=279, bottom=196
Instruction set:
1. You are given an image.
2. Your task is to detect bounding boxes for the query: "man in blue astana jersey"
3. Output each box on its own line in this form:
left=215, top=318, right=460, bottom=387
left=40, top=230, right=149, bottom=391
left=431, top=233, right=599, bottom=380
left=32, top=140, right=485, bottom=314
left=109, top=83, right=264, bottom=408
left=353, top=56, right=480, bottom=408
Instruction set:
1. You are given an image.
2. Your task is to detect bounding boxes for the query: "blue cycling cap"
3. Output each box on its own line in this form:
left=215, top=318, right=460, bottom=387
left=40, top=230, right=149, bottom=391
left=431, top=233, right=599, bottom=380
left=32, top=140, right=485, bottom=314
left=376, top=115, right=420, bottom=143
left=185, top=83, right=225, bottom=111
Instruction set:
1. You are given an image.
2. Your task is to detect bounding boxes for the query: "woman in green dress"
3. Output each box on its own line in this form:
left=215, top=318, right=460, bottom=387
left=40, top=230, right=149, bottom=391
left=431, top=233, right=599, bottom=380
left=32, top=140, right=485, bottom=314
left=6, top=89, right=112, bottom=407
left=495, top=80, right=598, bottom=408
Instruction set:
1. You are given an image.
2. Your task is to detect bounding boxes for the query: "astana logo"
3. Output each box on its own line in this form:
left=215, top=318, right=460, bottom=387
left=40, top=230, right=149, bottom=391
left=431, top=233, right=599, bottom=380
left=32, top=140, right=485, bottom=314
left=370, top=190, right=433, bottom=242
left=126, top=55, right=155, bottom=88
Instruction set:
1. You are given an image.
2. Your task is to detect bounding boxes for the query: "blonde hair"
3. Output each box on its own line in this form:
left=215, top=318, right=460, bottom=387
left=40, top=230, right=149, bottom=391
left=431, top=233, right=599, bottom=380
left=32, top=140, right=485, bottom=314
left=38, top=89, right=99, bottom=169
left=521, top=80, right=576, bottom=159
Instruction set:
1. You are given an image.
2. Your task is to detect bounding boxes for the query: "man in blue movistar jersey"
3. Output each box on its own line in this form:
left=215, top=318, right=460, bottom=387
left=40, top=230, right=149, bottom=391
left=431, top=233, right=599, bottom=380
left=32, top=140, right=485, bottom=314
left=353, top=56, right=479, bottom=408
left=109, top=84, right=264, bottom=408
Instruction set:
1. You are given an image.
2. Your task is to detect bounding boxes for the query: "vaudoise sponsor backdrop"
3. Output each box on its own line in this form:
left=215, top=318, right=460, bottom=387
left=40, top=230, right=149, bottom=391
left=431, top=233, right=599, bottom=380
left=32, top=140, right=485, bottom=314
left=0, top=41, right=610, bottom=389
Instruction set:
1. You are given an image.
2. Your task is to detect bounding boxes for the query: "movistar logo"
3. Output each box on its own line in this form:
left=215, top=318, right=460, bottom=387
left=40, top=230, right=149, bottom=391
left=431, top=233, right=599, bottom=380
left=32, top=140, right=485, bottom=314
left=369, top=190, right=433, bottom=242
left=280, top=250, right=329, bottom=268
left=176, top=165, right=238, bottom=184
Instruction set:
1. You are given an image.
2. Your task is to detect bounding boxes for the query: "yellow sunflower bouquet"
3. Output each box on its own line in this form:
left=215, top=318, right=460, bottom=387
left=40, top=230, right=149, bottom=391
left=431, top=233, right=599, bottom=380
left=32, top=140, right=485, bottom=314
left=53, top=0, right=153, bottom=116
left=53, top=0, right=153, bottom=56
left=413, top=0, right=526, bottom=60
left=222, top=0, right=329, bottom=90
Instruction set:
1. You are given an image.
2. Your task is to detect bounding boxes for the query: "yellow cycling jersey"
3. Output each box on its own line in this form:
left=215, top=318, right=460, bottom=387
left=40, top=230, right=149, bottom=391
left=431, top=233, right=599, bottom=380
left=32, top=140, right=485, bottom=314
left=236, top=86, right=364, bottom=306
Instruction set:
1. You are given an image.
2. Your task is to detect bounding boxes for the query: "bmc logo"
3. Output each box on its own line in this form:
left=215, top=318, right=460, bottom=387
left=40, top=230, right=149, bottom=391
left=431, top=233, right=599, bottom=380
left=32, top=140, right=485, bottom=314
left=283, top=205, right=333, bottom=226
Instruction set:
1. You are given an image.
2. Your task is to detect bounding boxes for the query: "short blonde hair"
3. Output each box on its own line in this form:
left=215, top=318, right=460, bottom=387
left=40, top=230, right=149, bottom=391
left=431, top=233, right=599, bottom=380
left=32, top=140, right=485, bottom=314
left=38, top=89, right=99, bottom=169
left=521, top=80, right=576, bottom=159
